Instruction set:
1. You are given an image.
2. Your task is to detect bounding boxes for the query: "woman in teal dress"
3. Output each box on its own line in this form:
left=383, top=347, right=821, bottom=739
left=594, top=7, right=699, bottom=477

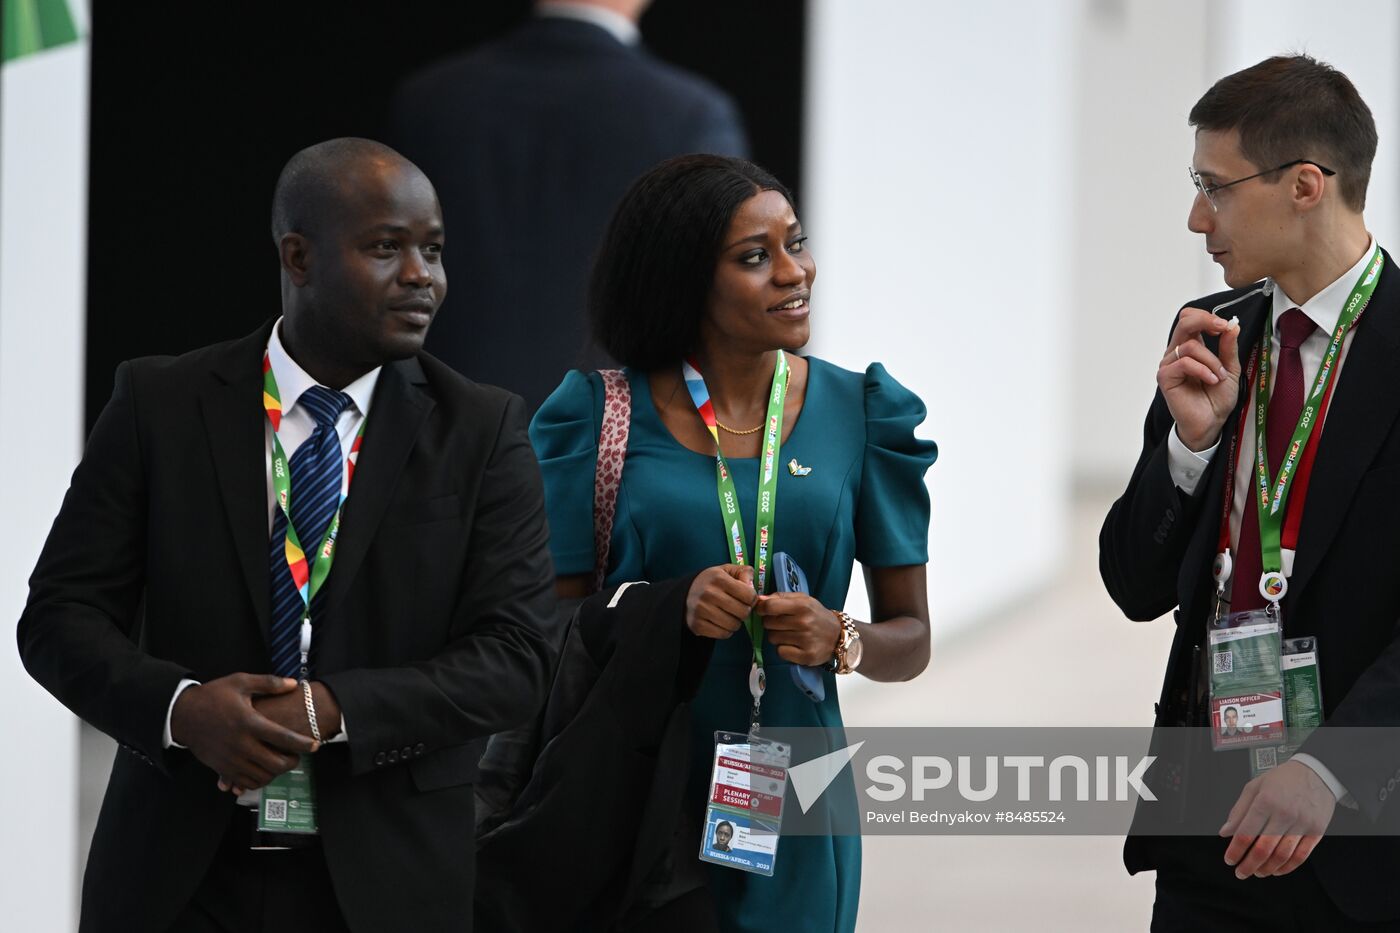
left=531, top=155, right=937, bottom=932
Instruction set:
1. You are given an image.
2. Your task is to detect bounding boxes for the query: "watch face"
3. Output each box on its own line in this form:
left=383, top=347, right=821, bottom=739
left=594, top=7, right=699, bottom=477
left=846, top=633, right=863, bottom=670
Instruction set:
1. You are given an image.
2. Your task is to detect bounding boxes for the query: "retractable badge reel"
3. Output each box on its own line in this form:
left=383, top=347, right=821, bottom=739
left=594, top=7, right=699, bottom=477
left=1211, top=549, right=1233, bottom=620
left=1259, top=570, right=1287, bottom=614
left=748, top=663, right=765, bottom=735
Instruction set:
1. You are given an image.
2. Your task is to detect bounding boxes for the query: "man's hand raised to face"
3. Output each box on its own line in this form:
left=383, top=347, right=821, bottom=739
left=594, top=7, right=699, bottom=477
left=170, top=673, right=318, bottom=795
left=1158, top=308, right=1243, bottom=452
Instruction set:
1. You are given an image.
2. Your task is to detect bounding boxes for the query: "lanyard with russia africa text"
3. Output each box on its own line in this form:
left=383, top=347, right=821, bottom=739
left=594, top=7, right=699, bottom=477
left=683, top=351, right=789, bottom=733
left=1212, top=245, right=1383, bottom=609
left=263, top=352, right=367, bottom=681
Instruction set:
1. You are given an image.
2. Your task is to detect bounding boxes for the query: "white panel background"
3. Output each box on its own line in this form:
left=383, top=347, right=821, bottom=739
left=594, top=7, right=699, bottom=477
left=0, top=35, right=90, bottom=932
left=804, top=0, right=1073, bottom=638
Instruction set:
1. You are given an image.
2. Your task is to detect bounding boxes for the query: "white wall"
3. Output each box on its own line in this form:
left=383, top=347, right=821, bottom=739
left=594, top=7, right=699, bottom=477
left=805, top=0, right=1074, bottom=636
left=1072, top=0, right=1400, bottom=489
left=1068, top=0, right=1212, bottom=490
left=0, top=38, right=90, bottom=932
left=1209, top=0, right=1400, bottom=253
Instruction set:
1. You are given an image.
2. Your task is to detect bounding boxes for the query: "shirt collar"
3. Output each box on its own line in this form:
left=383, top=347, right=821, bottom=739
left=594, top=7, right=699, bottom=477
left=267, top=318, right=381, bottom=420
left=536, top=1, right=640, bottom=45
left=1271, top=235, right=1379, bottom=336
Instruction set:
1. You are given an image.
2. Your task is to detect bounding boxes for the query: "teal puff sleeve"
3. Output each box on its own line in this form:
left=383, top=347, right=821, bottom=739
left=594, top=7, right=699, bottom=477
left=854, top=362, right=938, bottom=566
left=528, top=370, right=603, bottom=576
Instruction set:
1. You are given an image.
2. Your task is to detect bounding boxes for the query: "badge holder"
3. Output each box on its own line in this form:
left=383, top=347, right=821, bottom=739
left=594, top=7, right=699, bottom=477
left=257, top=756, right=319, bottom=835
left=1207, top=579, right=1285, bottom=752
left=1249, top=636, right=1325, bottom=777
left=699, top=731, right=790, bottom=876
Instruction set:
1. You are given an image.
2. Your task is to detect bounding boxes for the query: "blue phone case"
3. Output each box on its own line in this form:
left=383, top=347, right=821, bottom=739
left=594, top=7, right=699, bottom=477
left=773, top=552, right=825, bottom=702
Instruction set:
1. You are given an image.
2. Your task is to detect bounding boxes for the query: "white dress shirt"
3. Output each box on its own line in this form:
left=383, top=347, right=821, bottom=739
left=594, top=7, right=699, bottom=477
left=162, top=319, right=381, bottom=758
left=1167, top=237, right=1378, bottom=806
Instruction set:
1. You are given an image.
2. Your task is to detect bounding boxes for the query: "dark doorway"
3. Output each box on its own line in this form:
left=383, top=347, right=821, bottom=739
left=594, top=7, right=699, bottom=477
left=84, top=1, right=806, bottom=430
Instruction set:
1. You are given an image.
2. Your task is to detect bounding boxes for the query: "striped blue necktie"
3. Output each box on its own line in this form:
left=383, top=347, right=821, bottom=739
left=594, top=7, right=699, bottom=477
left=269, top=385, right=352, bottom=678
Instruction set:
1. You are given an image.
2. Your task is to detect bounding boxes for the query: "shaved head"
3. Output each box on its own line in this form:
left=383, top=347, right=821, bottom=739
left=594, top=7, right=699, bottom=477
left=271, top=136, right=446, bottom=389
left=271, top=137, right=422, bottom=242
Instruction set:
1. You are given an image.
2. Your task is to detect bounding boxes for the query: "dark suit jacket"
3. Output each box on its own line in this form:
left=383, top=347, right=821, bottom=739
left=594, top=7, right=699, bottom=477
left=388, top=16, right=749, bottom=412
left=17, top=321, right=558, bottom=933
left=1101, top=251, right=1400, bottom=920
left=473, top=575, right=715, bottom=932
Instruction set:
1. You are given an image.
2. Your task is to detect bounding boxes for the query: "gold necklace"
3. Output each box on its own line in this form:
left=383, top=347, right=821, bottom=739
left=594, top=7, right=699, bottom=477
left=715, top=419, right=763, bottom=436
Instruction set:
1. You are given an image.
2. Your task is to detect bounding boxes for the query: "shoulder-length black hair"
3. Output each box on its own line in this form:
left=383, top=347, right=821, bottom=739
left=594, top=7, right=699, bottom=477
left=589, top=154, right=794, bottom=371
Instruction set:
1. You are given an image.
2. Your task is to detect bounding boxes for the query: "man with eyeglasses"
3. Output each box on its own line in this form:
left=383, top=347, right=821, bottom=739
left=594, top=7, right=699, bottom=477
left=1102, top=55, right=1400, bottom=928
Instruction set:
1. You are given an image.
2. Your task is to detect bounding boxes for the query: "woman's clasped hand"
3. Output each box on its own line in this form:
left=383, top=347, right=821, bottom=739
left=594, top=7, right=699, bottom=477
left=684, top=563, right=844, bottom=666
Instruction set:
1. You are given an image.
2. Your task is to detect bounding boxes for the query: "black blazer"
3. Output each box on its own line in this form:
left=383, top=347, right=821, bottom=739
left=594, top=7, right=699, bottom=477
left=17, top=321, right=558, bottom=933
left=1101, top=251, right=1400, bottom=921
left=388, top=16, right=749, bottom=412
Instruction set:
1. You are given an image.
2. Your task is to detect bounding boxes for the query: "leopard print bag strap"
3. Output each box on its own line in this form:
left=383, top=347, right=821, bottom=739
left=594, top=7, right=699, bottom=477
left=593, top=369, right=631, bottom=593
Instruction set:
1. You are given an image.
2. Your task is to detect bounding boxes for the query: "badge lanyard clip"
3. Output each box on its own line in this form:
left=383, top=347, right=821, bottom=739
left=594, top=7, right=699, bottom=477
left=299, top=618, right=312, bottom=682
left=748, top=664, right=765, bottom=735
left=1211, top=549, right=1233, bottom=622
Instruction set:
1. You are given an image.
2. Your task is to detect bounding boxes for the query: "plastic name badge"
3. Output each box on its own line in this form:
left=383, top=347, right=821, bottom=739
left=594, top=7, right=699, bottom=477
left=699, top=732, right=790, bottom=876
left=257, top=755, right=319, bottom=834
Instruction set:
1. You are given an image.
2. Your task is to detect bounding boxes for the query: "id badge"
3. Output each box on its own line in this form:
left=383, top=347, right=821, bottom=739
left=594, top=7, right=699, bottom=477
left=1208, top=610, right=1285, bottom=751
left=1251, top=637, right=1325, bottom=777
left=257, top=754, right=319, bottom=834
left=698, top=731, right=790, bottom=876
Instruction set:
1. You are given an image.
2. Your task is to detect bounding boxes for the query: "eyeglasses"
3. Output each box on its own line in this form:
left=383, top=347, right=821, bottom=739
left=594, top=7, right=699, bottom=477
left=1189, top=159, right=1337, bottom=211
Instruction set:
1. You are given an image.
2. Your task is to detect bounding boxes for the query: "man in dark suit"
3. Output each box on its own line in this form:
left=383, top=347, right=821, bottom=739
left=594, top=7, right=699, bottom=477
left=17, top=138, right=557, bottom=932
left=388, top=0, right=749, bottom=412
left=1101, top=55, right=1400, bottom=928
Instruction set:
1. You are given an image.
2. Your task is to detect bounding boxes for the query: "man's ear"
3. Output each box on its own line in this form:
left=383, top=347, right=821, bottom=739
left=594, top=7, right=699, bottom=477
left=1292, top=164, right=1328, bottom=213
left=279, top=233, right=312, bottom=287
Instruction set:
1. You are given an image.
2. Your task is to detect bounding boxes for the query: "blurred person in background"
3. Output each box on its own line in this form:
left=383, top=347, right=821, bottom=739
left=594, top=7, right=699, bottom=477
left=389, top=0, right=749, bottom=413
left=521, top=154, right=936, bottom=931
left=1102, top=55, right=1400, bottom=929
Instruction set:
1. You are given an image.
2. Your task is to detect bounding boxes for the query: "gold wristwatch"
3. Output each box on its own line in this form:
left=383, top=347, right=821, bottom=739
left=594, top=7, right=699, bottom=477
left=830, top=611, right=863, bottom=674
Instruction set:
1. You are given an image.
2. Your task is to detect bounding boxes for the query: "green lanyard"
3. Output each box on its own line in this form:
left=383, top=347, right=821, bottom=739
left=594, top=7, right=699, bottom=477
left=263, top=353, right=366, bottom=677
left=682, top=352, right=789, bottom=722
left=1251, top=246, right=1383, bottom=602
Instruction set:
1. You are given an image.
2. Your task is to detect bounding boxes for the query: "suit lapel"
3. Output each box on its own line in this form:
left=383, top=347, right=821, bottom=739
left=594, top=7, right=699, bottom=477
left=318, top=357, right=435, bottom=621
left=201, top=322, right=278, bottom=641
left=1289, top=250, right=1400, bottom=601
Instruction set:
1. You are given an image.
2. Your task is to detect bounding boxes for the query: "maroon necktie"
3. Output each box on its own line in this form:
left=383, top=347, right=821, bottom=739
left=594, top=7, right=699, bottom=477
left=1230, top=308, right=1316, bottom=612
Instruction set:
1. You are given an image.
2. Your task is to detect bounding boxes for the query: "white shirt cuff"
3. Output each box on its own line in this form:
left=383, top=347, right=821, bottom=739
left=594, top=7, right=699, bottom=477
left=1291, top=753, right=1357, bottom=809
left=1166, top=425, right=1218, bottom=495
left=163, top=679, right=201, bottom=749
left=164, top=679, right=346, bottom=748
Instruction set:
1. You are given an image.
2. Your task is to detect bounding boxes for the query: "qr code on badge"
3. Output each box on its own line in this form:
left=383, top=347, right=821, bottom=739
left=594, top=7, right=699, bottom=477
left=1254, top=747, right=1278, bottom=770
left=264, top=799, right=287, bottom=823
left=1213, top=651, right=1234, bottom=674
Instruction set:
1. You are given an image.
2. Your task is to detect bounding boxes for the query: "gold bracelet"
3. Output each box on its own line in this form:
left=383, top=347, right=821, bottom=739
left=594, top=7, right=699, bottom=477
left=301, top=680, right=322, bottom=744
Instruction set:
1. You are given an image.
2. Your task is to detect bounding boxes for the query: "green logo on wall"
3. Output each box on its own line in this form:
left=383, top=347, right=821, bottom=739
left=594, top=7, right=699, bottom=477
left=2, top=0, right=80, bottom=64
